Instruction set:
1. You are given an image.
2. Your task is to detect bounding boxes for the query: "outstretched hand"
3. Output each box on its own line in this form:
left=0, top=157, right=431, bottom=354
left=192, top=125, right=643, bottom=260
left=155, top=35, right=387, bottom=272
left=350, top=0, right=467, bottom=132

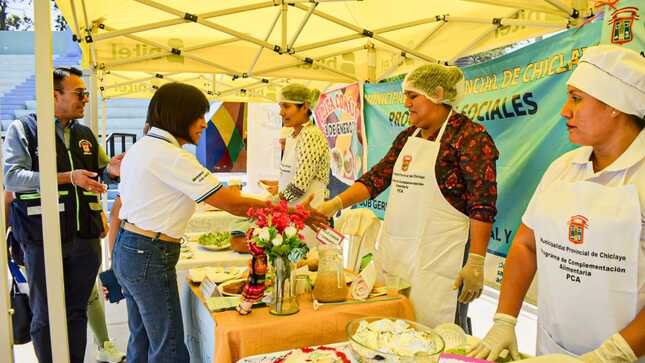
left=300, top=194, right=329, bottom=232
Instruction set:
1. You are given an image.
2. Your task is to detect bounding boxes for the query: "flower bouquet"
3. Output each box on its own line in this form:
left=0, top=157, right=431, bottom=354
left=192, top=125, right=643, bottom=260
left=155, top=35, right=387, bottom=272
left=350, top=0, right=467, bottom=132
left=237, top=200, right=310, bottom=315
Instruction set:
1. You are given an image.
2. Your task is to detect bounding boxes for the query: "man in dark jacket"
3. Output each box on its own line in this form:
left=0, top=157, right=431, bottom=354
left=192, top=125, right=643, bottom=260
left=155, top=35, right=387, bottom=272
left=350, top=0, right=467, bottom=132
left=2, top=67, right=122, bottom=363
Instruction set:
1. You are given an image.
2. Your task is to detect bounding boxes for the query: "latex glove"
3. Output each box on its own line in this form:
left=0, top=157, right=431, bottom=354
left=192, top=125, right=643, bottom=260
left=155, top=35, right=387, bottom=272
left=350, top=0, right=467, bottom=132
left=453, top=253, right=485, bottom=303
left=468, top=313, right=521, bottom=361
left=318, top=196, right=343, bottom=218
left=579, top=334, right=637, bottom=363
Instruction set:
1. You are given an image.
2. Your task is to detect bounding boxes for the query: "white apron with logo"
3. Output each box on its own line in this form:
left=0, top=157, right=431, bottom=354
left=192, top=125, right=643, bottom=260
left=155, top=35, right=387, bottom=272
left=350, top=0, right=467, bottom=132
left=279, top=129, right=327, bottom=247
left=376, top=111, right=471, bottom=328
left=531, top=172, right=642, bottom=360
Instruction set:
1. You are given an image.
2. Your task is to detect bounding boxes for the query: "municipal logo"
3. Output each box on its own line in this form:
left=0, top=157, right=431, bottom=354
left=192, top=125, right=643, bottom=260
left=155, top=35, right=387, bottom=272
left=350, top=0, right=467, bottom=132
left=401, top=155, right=412, bottom=172
left=78, top=139, right=93, bottom=155
left=609, top=7, right=639, bottom=45
left=567, top=215, right=589, bottom=245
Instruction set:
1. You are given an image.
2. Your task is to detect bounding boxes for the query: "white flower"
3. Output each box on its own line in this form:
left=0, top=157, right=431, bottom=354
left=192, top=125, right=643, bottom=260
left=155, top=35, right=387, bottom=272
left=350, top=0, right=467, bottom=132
left=259, top=227, right=271, bottom=241
left=272, top=234, right=283, bottom=246
left=285, top=226, right=297, bottom=238
left=253, top=228, right=260, bottom=236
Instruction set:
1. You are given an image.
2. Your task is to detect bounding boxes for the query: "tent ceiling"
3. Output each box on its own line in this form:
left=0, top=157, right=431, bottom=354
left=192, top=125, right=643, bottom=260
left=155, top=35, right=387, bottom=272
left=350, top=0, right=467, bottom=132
left=56, top=0, right=589, bottom=100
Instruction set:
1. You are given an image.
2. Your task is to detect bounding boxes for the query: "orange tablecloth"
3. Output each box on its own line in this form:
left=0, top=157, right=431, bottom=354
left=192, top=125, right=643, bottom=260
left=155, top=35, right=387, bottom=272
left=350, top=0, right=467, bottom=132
left=188, top=282, right=415, bottom=363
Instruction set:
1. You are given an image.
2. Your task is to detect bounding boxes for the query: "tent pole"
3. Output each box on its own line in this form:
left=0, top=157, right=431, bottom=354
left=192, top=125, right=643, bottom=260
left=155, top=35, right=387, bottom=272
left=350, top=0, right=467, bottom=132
left=544, top=0, right=575, bottom=17
left=446, top=15, right=567, bottom=28
left=366, top=41, right=376, bottom=83
left=67, top=0, right=83, bottom=40
left=294, top=14, right=445, bottom=53
left=281, top=1, right=288, bottom=51
left=35, top=0, right=70, bottom=361
left=100, top=25, right=241, bottom=75
left=80, top=0, right=98, bottom=68
left=376, top=21, right=446, bottom=81
left=295, top=34, right=364, bottom=53
left=248, top=8, right=282, bottom=76
left=448, top=26, right=502, bottom=64
left=89, top=69, right=99, bottom=134
left=288, top=3, right=318, bottom=50
left=458, top=0, right=570, bottom=18
left=95, top=1, right=276, bottom=42
left=102, top=73, right=179, bottom=90
left=0, top=143, right=13, bottom=363
left=292, top=3, right=439, bottom=63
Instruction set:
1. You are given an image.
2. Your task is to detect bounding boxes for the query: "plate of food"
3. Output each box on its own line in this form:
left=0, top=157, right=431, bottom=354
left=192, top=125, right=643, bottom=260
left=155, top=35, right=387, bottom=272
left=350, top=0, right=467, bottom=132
left=218, top=278, right=247, bottom=296
left=197, top=232, right=231, bottom=251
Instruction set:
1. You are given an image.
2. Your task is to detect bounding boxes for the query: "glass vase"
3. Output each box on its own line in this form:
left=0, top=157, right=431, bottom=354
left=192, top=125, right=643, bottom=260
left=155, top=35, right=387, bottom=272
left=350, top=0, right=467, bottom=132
left=270, top=255, right=299, bottom=315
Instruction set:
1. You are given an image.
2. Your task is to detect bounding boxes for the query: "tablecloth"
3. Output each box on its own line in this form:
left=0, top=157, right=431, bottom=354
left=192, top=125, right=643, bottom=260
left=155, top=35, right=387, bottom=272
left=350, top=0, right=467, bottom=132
left=188, top=282, right=415, bottom=363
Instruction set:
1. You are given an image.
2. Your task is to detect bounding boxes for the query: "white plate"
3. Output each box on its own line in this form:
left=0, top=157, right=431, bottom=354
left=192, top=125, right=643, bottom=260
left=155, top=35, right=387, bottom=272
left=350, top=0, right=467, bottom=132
left=198, top=243, right=231, bottom=251
left=218, top=278, right=247, bottom=296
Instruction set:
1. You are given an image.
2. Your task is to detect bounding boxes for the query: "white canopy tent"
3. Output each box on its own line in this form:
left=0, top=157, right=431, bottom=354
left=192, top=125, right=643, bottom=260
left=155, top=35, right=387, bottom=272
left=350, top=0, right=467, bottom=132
left=0, top=1, right=598, bottom=362
left=55, top=0, right=591, bottom=100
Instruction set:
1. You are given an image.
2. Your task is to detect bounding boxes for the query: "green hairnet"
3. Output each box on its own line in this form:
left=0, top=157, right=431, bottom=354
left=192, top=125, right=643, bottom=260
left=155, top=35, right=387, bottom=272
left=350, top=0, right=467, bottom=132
left=279, top=83, right=321, bottom=109
left=402, top=64, right=464, bottom=106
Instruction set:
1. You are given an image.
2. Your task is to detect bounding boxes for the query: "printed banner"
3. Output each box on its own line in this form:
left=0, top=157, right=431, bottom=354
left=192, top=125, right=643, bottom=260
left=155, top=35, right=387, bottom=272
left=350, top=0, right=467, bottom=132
left=358, top=82, right=409, bottom=219
left=197, top=102, right=248, bottom=172
left=456, top=22, right=602, bottom=258
left=599, top=0, right=644, bottom=54
left=313, top=83, right=366, bottom=198
left=362, top=23, right=603, bottom=258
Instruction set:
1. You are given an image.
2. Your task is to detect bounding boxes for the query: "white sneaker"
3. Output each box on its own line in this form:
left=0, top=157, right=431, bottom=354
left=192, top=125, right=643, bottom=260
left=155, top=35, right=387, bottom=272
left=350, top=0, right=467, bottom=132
left=96, top=341, right=126, bottom=363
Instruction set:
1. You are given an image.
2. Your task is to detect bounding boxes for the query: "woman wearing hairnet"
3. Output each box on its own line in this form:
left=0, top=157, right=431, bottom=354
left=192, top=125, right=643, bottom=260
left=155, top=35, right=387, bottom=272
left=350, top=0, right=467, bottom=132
left=318, top=64, right=499, bottom=330
left=277, top=84, right=330, bottom=245
left=469, top=45, right=644, bottom=362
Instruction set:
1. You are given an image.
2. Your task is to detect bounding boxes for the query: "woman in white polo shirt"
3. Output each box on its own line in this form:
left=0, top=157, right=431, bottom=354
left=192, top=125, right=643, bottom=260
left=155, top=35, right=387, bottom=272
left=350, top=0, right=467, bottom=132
left=469, top=45, right=644, bottom=362
left=113, top=83, right=325, bottom=363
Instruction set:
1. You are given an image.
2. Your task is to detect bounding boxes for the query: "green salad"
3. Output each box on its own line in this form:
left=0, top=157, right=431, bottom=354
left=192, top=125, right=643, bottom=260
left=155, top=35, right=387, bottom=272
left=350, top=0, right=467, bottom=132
left=198, top=232, right=231, bottom=247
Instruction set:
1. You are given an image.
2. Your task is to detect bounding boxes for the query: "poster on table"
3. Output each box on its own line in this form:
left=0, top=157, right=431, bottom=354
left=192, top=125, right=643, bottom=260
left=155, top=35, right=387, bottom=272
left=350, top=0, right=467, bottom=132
left=362, top=22, right=604, bottom=297
left=313, top=83, right=366, bottom=198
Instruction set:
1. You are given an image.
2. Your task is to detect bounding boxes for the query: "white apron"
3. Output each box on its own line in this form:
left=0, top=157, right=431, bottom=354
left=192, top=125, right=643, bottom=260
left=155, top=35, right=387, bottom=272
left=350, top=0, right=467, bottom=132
left=531, top=172, right=642, bottom=360
left=375, top=111, right=471, bottom=328
left=279, top=129, right=327, bottom=247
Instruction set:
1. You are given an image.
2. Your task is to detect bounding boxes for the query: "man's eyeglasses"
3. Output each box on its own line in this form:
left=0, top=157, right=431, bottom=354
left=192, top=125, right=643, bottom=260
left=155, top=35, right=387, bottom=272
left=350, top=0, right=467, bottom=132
left=55, top=88, right=90, bottom=100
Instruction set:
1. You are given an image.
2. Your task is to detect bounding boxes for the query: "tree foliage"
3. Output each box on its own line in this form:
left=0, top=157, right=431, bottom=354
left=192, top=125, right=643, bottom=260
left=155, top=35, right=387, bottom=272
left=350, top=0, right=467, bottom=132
left=0, top=0, right=67, bottom=31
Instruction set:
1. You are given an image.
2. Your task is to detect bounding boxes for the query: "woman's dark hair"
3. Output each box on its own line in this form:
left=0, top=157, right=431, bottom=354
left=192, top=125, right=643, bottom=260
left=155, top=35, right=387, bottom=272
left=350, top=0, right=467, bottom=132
left=146, top=82, right=210, bottom=141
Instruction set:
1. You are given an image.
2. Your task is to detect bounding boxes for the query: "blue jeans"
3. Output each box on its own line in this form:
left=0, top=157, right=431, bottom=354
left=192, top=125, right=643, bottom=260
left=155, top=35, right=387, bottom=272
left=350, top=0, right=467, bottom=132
left=112, top=229, right=189, bottom=363
left=21, top=240, right=100, bottom=363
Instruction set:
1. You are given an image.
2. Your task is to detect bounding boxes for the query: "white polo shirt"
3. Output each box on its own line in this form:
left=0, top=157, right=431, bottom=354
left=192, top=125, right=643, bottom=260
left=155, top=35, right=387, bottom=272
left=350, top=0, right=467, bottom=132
left=523, top=129, right=645, bottom=306
left=119, top=127, right=222, bottom=238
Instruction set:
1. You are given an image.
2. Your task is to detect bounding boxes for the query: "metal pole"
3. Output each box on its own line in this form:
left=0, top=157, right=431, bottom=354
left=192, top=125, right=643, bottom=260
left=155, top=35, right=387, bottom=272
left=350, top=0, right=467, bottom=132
left=35, top=0, right=70, bottom=361
left=248, top=8, right=282, bottom=76
left=281, top=2, right=288, bottom=51
left=288, top=3, right=318, bottom=50
left=89, top=69, right=99, bottom=135
left=0, top=159, right=13, bottom=363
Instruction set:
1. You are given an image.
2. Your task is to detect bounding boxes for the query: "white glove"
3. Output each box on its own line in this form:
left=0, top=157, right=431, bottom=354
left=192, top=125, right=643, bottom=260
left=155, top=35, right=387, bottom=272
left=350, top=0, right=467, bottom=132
left=468, top=313, right=521, bottom=361
left=453, top=253, right=485, bottom=303
left=318, top=196, right=343, bottom=218
left=580, top=334, right=637, bottom=363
